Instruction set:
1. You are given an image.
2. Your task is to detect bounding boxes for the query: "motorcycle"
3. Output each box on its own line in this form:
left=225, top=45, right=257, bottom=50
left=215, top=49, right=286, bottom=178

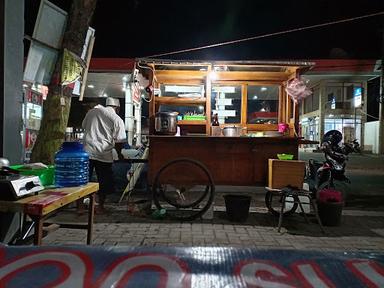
left=305, top=137, right=360, bottom=197
left=265, top=131, right=360, bottom=216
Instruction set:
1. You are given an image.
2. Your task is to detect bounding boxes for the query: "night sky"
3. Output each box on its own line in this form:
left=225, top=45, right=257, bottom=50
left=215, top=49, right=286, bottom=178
left=25, top=0, right=384, bottom=60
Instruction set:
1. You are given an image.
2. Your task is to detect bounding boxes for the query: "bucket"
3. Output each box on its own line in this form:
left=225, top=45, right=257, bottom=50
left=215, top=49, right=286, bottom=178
left=224, top=194, right=251, bottom=222
left=317, top=202, right=343, bottom=226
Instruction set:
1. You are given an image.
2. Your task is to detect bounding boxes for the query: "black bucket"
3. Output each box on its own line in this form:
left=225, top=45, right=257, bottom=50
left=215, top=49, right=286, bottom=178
left=224, top=194, right=251, bottom=222
left=318, top=202, right=343, bottom=226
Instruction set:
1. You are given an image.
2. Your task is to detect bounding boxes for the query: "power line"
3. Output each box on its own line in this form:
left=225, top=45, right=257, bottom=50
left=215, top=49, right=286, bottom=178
left=144, top=11, right=384, bottom=58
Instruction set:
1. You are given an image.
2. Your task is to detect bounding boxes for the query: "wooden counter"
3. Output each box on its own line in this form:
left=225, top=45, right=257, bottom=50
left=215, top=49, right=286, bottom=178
left=148, top=136, right=299, bottom=186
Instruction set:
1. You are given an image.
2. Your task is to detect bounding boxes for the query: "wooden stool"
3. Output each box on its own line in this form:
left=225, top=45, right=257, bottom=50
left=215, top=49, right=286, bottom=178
left=265, top=186, right=325, bottom=233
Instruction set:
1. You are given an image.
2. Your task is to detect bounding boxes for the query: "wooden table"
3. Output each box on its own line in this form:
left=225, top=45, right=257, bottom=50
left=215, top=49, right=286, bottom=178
left=0, top=182, right=99, bottom=245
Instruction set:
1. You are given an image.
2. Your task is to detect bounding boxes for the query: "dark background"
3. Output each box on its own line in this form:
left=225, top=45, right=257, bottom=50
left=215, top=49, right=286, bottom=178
left=25, top=0, right=384, bottom=60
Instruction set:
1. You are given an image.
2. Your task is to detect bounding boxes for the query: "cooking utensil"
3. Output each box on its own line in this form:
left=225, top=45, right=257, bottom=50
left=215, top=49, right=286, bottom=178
left=0, top=158, right=10, bottom=168
left=155, top=112, right=178, bottom=135
left=222, top=126, right=246, bottom=137
left=0, top=164, right=44, bottom=200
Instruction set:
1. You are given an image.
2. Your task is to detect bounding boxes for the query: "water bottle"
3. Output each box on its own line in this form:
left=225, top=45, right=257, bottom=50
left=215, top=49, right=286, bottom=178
left=54, top=141, right=89, bottom=187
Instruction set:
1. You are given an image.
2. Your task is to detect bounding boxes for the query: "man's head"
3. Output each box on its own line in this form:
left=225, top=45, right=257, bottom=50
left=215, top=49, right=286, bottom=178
left=106, top=97, right=120, bottom=113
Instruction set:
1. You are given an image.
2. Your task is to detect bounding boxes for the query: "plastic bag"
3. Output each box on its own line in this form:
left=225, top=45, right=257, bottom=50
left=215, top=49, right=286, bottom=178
left=285, top=77, right=312, bottom=103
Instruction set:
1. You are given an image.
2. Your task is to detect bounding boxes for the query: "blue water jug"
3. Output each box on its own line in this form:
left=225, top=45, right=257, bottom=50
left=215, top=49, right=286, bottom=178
left=54, top=141, right=89, bottom=187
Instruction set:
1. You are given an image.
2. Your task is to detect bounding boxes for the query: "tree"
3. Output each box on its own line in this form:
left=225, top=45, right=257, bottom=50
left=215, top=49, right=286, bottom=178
left=30, top=0, right=97, bottom=164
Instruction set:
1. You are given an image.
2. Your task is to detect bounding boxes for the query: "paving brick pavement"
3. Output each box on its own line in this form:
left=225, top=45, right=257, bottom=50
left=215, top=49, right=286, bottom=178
left=41, top=161, right=384, bottom=251
left=43, top=202, right=384, bottom=252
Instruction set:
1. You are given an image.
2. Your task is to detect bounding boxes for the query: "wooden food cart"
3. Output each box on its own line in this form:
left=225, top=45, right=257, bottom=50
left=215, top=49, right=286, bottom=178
left=139, top=59, right=313, bottom=219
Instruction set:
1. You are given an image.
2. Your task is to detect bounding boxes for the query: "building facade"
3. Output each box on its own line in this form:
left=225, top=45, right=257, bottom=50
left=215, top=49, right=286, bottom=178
left=300, top=59, right=381, bottom=152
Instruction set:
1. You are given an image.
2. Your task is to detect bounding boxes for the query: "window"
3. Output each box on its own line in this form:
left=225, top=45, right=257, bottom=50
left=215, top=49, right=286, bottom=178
left=304, top=95, right=313, bottom=114
left=326, top=86, right=343, bottom=109
left=325, top=83, right=363, bottom=110
left=312, top=86, right=319, bottom=111
left=211, top=85, right=241, bottom=124
left=247, top=85, right=279, bottom=124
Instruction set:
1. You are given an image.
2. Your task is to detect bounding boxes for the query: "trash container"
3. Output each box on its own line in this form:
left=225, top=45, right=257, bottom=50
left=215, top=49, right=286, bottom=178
left=317, top=202, right=343, bottom=226
left=224, top=194, right=251, bottom=222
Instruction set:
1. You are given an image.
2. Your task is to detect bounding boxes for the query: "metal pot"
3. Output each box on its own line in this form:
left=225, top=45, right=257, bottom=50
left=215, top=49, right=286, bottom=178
left=0, top=158, right=10, bottom=168
left=155, top=112, right=178, bottom=135
left=222, top=126, right=246, bottom=137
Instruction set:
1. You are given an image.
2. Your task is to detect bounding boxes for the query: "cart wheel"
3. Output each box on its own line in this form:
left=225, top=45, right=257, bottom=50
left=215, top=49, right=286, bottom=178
left=152, top=158, right=215, bottom=221
left=265, top=191, right=299, bottom=217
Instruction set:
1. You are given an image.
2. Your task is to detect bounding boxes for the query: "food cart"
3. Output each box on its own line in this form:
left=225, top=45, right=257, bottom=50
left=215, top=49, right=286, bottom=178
left=138, top=59, right=313, bottom=219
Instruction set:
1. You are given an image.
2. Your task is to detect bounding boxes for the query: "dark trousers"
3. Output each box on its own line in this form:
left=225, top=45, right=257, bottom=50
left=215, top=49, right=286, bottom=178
left=89, top=159, right=115, bottom=204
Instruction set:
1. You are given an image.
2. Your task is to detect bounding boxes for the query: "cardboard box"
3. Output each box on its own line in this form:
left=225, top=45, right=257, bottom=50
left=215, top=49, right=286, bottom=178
left=268, top=159, right=306, bottom=189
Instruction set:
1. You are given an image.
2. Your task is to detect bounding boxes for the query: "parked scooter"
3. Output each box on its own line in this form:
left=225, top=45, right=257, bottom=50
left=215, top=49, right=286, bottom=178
left=306, top=130, right=360, bottom=196
left=265, top=131, right=360, bottom=216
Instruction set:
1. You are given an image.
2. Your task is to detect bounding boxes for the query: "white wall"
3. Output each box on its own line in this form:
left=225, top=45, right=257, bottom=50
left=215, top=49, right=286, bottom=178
left=364, top=121, right=379, bottom=154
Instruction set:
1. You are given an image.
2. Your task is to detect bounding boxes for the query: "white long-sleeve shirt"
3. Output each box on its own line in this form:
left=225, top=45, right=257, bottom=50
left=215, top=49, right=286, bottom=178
left=82, top=105, right=126, bottom=163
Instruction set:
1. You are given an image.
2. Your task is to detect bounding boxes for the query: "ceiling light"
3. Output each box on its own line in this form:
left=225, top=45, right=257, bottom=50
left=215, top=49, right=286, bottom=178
left=87, top=84, right=95, bottom=89
left=261, top=87, right=267, bottom=91
left=22, top=84, right=28, bottom=88
left=103, top=93, right=108, bottom=97
left=253, top=95, right=258, bottom=100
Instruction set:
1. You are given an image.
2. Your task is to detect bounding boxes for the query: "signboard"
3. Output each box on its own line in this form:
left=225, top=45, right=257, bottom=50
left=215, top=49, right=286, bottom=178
left=23, top=42, right=58, bottom=85
left=23, top=89, right=43, bottom=162
left=73, top=27, right=96, bottom=96
left=354, top=87, right=362, bottom=108
left=132, top=83, right=141, bottom=104
left=23, top=0, right=67, bottom=85
left=32, top=0, right=67, bottom=49
left=216, top=98, right=233, bottom=106
left=0, top=246, right=382, bottom=287
left=61, top=49, right=84, bottom=85
left=212, top=86, right=236, bottom=93
left=213, top=109, right=236, bottom=117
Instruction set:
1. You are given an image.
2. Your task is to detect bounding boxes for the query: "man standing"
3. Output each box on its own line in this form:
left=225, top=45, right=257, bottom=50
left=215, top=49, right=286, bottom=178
left=82, top=97, right=126, bottom=213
